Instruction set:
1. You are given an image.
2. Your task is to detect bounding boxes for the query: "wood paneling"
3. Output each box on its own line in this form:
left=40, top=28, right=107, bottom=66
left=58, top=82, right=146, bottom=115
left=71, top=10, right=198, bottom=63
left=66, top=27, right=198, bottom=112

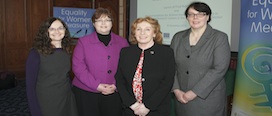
left=0, top=0, right=52, bottom=79
left=54, top=0, right=92, bottom=8
left=1, top=0, right=28, bottom=78
left=0, top=0, right=5, bottom=70
left=27, top=0, right=53, bottom=45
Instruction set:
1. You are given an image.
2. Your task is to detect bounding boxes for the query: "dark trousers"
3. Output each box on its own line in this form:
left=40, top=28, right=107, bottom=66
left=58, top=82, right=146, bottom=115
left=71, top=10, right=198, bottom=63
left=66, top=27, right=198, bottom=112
left=72, top=86, right=122, bottom=116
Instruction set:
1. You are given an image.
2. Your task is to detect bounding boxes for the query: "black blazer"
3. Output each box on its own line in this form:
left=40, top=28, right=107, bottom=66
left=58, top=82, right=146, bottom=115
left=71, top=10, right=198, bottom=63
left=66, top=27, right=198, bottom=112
left=115, top=43, right=175, bottom=115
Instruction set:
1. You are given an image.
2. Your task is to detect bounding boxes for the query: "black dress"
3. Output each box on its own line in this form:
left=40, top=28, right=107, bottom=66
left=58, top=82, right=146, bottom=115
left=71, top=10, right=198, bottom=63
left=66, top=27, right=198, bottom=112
left=26, top=48, right=78, bottom=116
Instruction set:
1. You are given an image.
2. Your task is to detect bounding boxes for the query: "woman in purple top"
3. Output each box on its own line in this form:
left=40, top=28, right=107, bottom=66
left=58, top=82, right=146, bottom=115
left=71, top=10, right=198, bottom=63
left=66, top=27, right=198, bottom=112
left=72, top=7, right=129, bottom=116
left=26, top=17, right=78, bottom=116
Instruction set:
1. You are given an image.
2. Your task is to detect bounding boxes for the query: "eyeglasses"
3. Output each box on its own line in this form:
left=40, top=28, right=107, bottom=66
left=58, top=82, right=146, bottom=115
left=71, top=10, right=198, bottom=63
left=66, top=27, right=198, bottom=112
left=48, top=27, right=66, bottom=32
left=187, top=13, right=206, bottom=18
left=95, top=19, right=112, bottom=23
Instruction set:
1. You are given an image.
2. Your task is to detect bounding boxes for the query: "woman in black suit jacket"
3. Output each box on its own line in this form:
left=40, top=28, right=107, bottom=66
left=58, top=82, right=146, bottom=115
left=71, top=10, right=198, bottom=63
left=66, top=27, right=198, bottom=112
left=115, top=16, right=175, bottom=116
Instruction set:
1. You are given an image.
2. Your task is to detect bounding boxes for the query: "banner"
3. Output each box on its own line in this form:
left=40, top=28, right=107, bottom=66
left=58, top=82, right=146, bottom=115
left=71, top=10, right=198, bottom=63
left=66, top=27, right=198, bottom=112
left=54, top=7, right=95, bottom=38
left=231, top=0, right=272, bottom=116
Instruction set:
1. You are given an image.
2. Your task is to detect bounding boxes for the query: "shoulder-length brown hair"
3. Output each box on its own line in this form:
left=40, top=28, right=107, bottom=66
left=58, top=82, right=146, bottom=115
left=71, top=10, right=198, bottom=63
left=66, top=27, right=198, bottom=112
left=33, top=17, right=72, bottom=55
left=92, top=7, right=113, bottom=23
left=129, top=16, right=162, bottom=44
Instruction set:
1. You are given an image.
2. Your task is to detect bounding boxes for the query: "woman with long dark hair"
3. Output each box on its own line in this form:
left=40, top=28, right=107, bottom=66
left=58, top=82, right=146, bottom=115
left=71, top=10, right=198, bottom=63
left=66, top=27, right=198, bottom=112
left=26, top=17, right=78, bottom=116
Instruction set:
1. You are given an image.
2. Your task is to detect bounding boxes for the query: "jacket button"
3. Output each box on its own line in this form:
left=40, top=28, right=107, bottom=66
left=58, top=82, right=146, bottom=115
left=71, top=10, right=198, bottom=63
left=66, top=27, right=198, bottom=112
left=187, top=55, right=190, bottom=58
left=108, top=70, right=112, bottom=74
left=186, top=71, right=189, bottom=74
left=108, top=55, right=111, bottom=59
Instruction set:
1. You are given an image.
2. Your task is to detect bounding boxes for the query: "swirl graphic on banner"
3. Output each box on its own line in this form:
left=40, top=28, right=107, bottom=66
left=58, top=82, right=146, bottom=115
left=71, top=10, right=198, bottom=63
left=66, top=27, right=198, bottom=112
left=242, top=46, right=272, bottom=109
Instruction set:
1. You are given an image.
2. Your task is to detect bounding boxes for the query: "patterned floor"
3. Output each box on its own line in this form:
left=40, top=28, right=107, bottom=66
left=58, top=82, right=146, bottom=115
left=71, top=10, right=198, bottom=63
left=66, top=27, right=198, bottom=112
left=0, top=80, right=30, bottom=116
left=0, top=80, right=178, bottom=116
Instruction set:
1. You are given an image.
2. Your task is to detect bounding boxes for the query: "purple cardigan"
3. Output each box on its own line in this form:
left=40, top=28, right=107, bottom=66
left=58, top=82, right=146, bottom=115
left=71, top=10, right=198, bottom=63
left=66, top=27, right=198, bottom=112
left=72, top=32, right=129, bottom=92
left=26, top=49, right=42, bottom=116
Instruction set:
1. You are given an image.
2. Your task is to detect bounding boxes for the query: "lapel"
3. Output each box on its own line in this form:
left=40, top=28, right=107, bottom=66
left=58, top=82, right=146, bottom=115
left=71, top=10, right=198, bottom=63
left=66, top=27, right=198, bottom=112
left=181, top=29, right=191, bottom=53
left=190, top=24, right=213, bottom=52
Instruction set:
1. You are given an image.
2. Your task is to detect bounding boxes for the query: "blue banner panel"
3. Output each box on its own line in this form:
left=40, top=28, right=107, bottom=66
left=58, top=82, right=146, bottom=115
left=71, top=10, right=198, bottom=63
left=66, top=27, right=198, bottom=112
left=54, top=7, right=95, bottom=38
left=231, top=0, right=272, bottom=116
